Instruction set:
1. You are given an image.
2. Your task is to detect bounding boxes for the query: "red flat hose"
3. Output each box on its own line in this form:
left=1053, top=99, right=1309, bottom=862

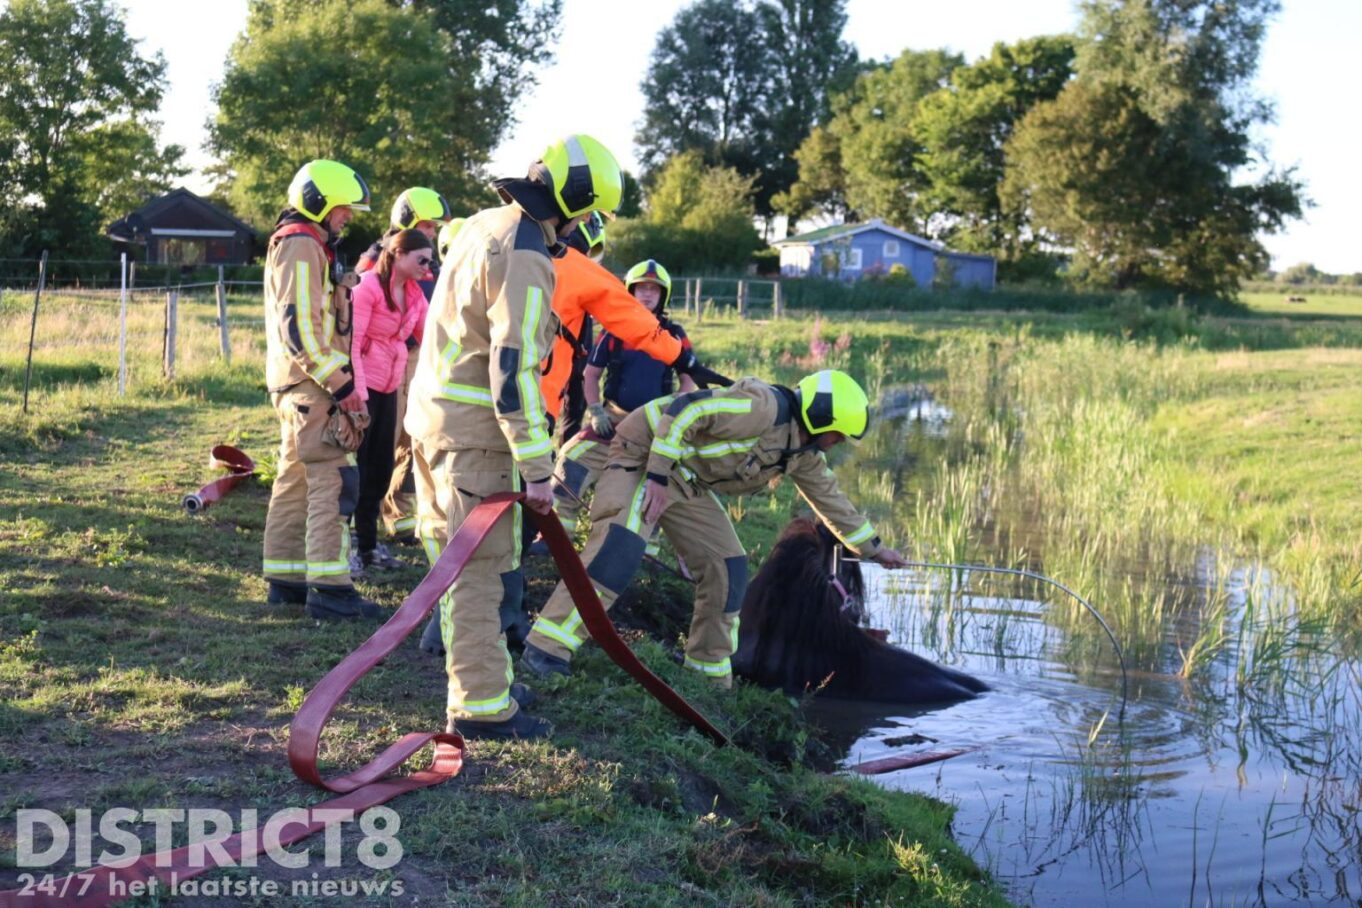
left=848, top=747, right=974, bottom=775
left=182, top=444, right=255, bottom=513
left=1, top=493, right=725, bottom=907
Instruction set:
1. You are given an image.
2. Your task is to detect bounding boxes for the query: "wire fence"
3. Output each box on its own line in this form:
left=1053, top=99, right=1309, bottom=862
left=2, top=254, right=787, bottom=415
left=3, top=253, right=266, bottom=413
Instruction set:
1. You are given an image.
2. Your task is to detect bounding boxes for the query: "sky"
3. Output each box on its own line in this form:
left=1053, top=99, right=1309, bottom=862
left=119, top=0, right=1359, bottom=273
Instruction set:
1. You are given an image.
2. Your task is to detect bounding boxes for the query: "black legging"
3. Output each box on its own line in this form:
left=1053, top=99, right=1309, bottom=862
left=355, top=389, right=398, bottom=554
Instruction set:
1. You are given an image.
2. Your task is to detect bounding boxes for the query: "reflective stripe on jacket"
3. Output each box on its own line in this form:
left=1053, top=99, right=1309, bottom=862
left=539, top=248, right=683, bottom=419
left=613, top=377, right=883, bottom=558
left=263, top=224, right=355, bottom=399
left=406, top=203, right=560, bottom=483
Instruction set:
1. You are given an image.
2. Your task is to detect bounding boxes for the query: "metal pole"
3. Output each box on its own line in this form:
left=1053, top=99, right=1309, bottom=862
left=773, top=281, right=782, bottom=320
left=736, top=280, right=746, bottom=318
left=21, top=250, right=50, bottom=414
left=216, top=266, right=231, bottom=363
left=163, top=288, right=178, bottom=380
left=117, top=253, right=128, bottom=396
left=695, top=278, right=703, bottom=323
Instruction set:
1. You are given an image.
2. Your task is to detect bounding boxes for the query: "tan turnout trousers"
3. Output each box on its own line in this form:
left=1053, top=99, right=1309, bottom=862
left=550, top=405, right=624, bottom=533
left=413, top=441, right=524, bottom=723
left=528, top=440, right=748, bottom=687
left=381, top=350, right=420, bottom=537
left=262, top=381, right=357, bottom=587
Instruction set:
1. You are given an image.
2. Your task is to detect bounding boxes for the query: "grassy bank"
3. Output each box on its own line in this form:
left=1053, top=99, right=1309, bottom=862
left=0, top=299, right=1007, bottom=904
left=5, top=287, right=1361, bottom=904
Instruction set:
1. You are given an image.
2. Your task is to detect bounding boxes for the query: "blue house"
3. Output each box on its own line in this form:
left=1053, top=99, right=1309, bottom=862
left=773, top=219, right=996, bottom=290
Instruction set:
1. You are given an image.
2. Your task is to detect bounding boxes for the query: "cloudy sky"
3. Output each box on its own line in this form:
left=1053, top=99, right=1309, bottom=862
left=121, top=0, right=1358, bottom=273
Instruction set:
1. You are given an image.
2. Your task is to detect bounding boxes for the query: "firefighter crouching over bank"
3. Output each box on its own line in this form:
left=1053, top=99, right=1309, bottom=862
left=261, top=159, right=385, bottom=620
left=405, top=134, right=624, bottom=740
left=522, top=370, right=912, bottom=687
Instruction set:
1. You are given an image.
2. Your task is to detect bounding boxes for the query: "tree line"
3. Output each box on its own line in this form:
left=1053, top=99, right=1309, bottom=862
left=0, top=0, right=1304, bottom=296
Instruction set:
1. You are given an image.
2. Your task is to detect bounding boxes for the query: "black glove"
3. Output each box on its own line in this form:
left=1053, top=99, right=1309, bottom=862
left=671, top=349, right=734, bottom=388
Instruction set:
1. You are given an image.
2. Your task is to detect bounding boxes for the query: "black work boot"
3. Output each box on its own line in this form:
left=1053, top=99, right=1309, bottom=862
left=447, top=710, right=553, bottom=740
left=306, top=585, right=385, bottom=621
left=418, top=612, right=444, bottom=656
left=509, top=682, right=537, bottom=710
left=266, top=579, right=308, bottom=606
left=521, top=642, right=571, bottom=678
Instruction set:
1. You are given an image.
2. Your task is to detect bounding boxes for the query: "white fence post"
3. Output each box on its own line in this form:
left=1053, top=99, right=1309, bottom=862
left=216, top=266, right=231, bottom=363
left=736, top=280, right=746, bottom=318
left=773, top=281, right=782, bottom=320
left=695, top=278, right=703, bottom=323
left=117, top=253, right=129, bottom=396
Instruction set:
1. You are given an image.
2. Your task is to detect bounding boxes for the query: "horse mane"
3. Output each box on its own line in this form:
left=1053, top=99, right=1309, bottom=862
left=738, top=516, right=873, bottom=693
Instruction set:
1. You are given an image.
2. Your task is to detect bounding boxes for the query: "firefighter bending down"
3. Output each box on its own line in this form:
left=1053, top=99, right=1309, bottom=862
left=522, top=369, right=911, bottom=689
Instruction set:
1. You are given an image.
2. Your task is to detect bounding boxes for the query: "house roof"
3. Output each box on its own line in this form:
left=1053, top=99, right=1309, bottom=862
left=773, top=218, right=940, bottom=250
left=107, top=188, right=257, bottom=243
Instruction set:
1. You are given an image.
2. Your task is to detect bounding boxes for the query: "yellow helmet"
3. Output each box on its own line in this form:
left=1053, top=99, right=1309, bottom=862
left=288, top=160, right=371, bottom=223
left=391, top=187, right=452, bottom=229
left=624, top=259, right=672, bottom=310
left=540, top=134, right=623, bottom=219
left=795, top=370, right=869, bottom=441
left=437, top=218, right=466, bottom=260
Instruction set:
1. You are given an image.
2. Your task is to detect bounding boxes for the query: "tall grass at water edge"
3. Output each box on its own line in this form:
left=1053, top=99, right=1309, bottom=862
left=691, top=312, right=1361, bottom=699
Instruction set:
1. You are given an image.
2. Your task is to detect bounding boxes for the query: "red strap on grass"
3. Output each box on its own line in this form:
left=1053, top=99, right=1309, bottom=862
left=2, top=493, right=723, bottom=907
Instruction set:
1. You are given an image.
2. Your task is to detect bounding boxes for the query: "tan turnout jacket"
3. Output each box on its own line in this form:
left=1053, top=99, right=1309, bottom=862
left=263, top=223, right=356, bottom=399
left=616, top=377, right=883, bottom=558
left=406, top=203, right=561, bottom=483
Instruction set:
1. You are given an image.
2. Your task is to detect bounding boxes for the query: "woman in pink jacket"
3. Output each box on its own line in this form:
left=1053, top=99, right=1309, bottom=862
left=351, top=228, right=433, bottom=570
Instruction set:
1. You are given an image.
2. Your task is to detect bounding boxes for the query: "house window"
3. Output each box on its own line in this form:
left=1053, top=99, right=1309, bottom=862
left=844, top=247, right=863, bottom=270
left=884, top=240, right=900, bottom=257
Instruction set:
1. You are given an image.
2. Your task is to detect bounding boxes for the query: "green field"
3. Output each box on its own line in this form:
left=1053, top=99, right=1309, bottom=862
left=1240, top=289, right=1362, bottom=317
left=2, top=288, right=1360, bottom=904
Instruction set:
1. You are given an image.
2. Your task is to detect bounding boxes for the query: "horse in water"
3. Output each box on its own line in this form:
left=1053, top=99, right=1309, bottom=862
left=733, top=518, right=989, bottom=704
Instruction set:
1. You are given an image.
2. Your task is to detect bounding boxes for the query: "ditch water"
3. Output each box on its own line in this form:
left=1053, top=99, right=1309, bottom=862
left=815, top=397, right=1362, bottom=907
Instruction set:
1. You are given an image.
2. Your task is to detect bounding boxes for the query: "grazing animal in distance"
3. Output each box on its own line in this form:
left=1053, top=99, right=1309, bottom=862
left=733, top=517, right=989, bottom=704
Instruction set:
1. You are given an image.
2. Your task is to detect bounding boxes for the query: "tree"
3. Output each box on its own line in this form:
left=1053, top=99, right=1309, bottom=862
left=913, top=36, right=1074, bottom=256
left=1278, top=262, right=1320, bottom=285
left=401, top=0, right=562, bottom=147
left=605, top=150, right=762, bottom=273
left=637, top=0, right=856, bottom=221
left=210, top=0, right=559, bottom=242
left=0, top=0, right=185, bottom=255
left=1002, top=0, right=1303, bottom=295
left=781, top=49, right=962, bottom=231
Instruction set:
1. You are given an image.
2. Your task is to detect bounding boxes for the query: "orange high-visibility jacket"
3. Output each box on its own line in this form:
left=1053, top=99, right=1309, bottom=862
left=539, top=247, right=682, bottom=419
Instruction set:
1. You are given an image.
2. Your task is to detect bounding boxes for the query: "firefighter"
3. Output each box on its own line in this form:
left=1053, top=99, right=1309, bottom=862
left=552, top=258, right=697, bottom=538
left=356, top=186, right=452, bottom=279
left=261, top=159, right=384, bottom=620
left=416, top=215, right=724, bottom=657
left=405, top=134, right=623, bottom=739
left=522, top=370, right=911, bottom=687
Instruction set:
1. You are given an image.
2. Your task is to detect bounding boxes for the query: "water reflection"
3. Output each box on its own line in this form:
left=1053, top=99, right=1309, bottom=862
left=822, top=561, right=1362, bottom=906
